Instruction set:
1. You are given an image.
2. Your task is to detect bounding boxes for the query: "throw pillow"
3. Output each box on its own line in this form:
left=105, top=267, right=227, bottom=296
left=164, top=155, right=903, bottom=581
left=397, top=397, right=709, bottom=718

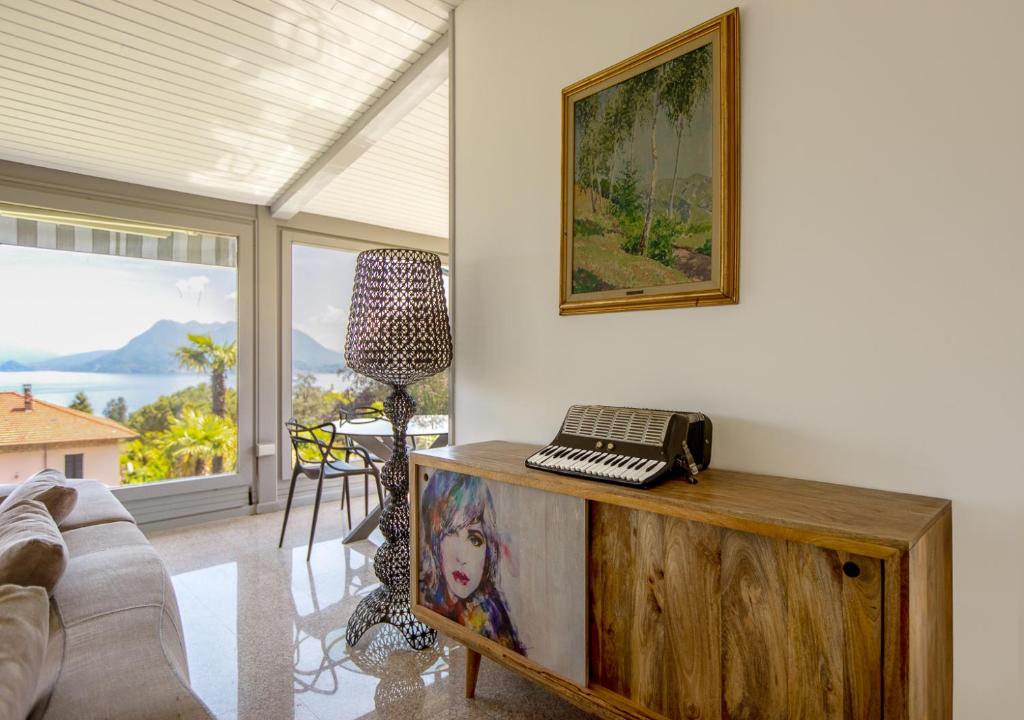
left=0, top=469, right=78, bottom=524
left=0, top=584, right=49, bottom=720
left=0, top=500, right=69, bottom=594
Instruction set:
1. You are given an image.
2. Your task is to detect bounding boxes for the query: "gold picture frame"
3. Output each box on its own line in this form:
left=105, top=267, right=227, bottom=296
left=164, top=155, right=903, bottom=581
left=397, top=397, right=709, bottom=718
left=560, top=8, right=740, bottom=315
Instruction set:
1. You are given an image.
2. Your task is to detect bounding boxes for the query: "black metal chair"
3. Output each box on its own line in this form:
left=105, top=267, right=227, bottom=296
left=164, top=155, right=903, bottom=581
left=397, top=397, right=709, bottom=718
left=278, top=418, right=381, bottom=562
left=341, top=404, right=415, bottom=450
left=339, top=406, right=390, bottom=514
left=344, top=405, right=384, bottom=425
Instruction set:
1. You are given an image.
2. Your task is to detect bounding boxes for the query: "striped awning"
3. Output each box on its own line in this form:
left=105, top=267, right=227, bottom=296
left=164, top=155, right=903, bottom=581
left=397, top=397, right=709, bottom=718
left=0, top=213, right=236, bottom=268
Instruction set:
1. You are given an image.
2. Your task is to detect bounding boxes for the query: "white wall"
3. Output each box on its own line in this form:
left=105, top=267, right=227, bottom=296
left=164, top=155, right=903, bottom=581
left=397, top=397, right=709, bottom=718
left=0, top=443, right=121, bottom=486
left=0, top=449, right=45, bottom=485
left=453, top=0, right=1023, bottom=714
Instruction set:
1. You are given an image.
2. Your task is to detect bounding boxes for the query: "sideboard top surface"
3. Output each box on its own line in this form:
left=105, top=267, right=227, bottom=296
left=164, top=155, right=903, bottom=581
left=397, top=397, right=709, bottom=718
left=411, top=441, right=950, bottom=554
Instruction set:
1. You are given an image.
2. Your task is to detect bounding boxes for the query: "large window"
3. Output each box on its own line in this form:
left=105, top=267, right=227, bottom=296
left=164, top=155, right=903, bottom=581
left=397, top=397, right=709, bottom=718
left=0, top=208, right=243, bottom=488
left=288, top=241, right=449, bottom=429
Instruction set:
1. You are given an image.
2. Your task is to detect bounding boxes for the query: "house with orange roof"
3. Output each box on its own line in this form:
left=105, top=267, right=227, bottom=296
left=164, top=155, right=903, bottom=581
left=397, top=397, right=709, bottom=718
left=0, top=385, right=137, bottom=487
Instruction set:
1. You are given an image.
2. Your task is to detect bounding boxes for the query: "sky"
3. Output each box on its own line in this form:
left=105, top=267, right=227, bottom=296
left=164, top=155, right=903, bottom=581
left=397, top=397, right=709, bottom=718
left=0, top=243, right=448, bottom=362
left=0, top=245, right=237, bottom=360
left=292, top=243, right=357, bottom=353
left=292, top=243, right=450, bottom=354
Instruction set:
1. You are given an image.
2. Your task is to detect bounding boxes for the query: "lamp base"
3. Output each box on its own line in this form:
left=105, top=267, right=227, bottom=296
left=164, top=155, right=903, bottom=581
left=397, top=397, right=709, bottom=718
left=345, top=385, right=437, bottom=650
left=345, top=585, right=436, bottom=650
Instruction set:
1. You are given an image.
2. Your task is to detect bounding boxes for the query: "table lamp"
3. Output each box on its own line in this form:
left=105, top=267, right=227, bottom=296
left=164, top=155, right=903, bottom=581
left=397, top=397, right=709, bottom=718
left=343, top=248, right=452, bottom=650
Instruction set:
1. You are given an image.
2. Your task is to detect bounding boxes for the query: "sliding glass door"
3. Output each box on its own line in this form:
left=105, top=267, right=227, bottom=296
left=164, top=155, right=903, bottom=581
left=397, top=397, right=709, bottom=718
left=280, top=232, right=449, bottom=482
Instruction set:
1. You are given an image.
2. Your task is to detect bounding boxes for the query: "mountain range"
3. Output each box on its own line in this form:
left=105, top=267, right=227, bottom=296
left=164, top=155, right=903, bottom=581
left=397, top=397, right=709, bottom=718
left=4, top=320, right=344, bottom=374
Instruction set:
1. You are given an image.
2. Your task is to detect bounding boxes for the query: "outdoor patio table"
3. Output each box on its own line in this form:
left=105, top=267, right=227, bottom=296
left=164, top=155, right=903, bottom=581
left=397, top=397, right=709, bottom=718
left=334, top=414, right=448, bottom=543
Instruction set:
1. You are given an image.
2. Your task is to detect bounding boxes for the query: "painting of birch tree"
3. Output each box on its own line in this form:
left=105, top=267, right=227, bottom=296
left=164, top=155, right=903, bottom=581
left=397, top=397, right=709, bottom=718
left=571, top=43, right=713, bottom=294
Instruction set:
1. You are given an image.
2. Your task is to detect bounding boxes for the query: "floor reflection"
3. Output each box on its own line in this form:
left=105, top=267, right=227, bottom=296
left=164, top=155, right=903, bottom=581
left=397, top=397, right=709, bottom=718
left=150, top=502, right=592, bottom=720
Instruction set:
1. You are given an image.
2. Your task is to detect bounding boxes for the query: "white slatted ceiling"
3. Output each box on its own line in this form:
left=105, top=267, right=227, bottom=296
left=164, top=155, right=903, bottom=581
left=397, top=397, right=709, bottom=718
left=304, top=79, right=448, bottom=237
left=0, top=0, right=456, bottom=229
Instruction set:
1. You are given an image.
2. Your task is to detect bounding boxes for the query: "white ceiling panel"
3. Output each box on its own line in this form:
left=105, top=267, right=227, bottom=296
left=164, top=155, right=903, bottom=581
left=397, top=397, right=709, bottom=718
left=0, top=0, right=457, bottom=210
left=303, top=79, right=448, bottom=238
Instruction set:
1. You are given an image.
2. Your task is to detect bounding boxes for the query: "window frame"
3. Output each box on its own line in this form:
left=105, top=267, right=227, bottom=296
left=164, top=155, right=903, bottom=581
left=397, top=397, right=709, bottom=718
left=0, top=189, right=256, bottom=522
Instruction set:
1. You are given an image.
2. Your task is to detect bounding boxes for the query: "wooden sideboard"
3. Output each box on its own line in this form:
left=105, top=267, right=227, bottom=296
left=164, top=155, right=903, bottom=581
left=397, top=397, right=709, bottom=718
left=409, top=441, right=952, bottom=720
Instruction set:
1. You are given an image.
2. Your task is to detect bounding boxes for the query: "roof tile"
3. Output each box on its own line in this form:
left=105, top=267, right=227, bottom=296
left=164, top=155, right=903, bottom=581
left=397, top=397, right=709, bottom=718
left=0, top=392, right=138, bottom=449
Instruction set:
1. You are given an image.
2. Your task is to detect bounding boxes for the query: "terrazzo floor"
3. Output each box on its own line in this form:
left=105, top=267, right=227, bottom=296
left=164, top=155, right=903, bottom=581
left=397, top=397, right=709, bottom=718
left=149, top=498, right=594, bottom=720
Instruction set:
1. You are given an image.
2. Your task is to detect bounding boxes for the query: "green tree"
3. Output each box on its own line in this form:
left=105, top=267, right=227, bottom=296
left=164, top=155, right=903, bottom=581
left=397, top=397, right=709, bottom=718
left=175, top=335, right=237, bottom=473
left=120, top=384, right=245, bottom=485
left=602, top=79, right=645, bottom=185
left=342, top=370, right=449, bottom=417
left=632, top=66, right=663, bottom=256
left=121, top=438, right=171, bottom=485
left=661, top=46, right=712, bottom=219
left=647, top=214, right=683, bottom=267
left=128, top=384, right=237, bottom=435
left=291, top=373, right=355, bottom=426
left=103, top=396, right=128, bottom=423
left=575, top=94, right=596, bottom=207
left=158, top=409, right=236, bottom=477
left=409, top=372, right=449, bottom=415
left=69, top=391, right=93, bottom=414
left=611, top=163, right=644, bottom=254
left=174, top=335, right=237, bottom=418
left=575, top=94, right=608, bottom=212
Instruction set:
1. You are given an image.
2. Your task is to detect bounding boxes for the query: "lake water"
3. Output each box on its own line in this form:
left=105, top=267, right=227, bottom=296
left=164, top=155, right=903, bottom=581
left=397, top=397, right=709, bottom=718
left=0, top=370, right=348, bottom=415
left=0, top=371, right=216, bottom=414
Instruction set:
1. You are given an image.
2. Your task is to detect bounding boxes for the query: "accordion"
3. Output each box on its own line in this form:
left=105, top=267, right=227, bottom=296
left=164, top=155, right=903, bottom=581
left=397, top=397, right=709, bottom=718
left=525, top=405, right=712, bottom=487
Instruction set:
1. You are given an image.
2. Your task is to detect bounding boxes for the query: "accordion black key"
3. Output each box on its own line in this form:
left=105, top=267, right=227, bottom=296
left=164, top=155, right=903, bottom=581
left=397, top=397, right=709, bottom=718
left=525, top=405, right=712, bottom=487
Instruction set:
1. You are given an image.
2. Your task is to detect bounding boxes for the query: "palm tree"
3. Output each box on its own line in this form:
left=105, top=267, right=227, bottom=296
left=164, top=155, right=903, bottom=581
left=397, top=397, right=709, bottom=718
left=175, top=334, right=236, bottom=472
left=120, top=438, right=171, bottom=485
left=158, top=409, right=236, bottom=477
left=174, top=334, right=237, bottom=418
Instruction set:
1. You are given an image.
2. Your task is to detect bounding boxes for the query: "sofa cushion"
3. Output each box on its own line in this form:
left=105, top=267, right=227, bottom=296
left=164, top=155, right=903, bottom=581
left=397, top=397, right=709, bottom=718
left=31, top=603, right=65, bottom=720
left=43, top=536, right=211, bottom=720
left=58, top=480, right=134, bottom=531
left=52, top=544, right=168, bottom=627
left=63, top=521, right=149, bottom=559
left=0, top=584, right=49, bottom=720
left=42, top=605, right=210, bottom=720
left=0, top=470, right=78, bottom=525
left=0, top=500, right=69, bottom=594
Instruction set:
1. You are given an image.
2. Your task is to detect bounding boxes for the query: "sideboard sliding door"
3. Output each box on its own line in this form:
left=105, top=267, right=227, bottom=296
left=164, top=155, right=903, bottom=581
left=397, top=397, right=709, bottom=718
left=589, top=503, right=883, bottom=720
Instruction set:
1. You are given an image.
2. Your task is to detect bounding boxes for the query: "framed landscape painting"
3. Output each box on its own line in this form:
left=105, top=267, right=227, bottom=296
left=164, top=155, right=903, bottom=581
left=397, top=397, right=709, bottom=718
left=560, top=9, right=739, bottom=315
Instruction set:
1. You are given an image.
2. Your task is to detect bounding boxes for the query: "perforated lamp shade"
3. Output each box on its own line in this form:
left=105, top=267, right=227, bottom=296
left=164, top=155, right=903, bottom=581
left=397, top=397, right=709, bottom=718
left=344, top=248, right=452, bottom=387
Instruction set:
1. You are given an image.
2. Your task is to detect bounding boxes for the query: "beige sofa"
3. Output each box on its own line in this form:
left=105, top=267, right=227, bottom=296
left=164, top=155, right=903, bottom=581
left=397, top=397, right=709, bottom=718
left=0, top=480, right=212, bottom=720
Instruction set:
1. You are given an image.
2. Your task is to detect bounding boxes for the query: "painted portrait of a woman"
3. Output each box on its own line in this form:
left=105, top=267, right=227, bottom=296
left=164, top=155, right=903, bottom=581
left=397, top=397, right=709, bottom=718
left=419, top=470, right=526, bottom=655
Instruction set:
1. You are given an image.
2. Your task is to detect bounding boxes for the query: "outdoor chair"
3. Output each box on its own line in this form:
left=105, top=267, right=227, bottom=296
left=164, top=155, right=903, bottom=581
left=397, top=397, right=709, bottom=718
left=279, top=418, right=382, bottom=562
left=344, top=405, right=384, bottom=424
left=340, top=406, right=386, bottom=458
left=338, top=407, right=394, bottom=514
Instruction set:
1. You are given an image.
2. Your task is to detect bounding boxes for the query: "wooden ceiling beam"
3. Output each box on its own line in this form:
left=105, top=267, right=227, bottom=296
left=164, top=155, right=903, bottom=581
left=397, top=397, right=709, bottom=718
left=270, top=33, right=449, bottom=220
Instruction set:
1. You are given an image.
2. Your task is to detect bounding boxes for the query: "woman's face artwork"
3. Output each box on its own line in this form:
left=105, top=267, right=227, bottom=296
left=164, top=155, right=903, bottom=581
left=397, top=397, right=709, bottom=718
left=440, top=521, right=486, bottom=599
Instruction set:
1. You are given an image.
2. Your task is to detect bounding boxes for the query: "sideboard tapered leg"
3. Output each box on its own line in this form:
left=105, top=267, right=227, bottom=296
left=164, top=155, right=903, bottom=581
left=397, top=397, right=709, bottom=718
left=465, top=649, right=482, bottom=699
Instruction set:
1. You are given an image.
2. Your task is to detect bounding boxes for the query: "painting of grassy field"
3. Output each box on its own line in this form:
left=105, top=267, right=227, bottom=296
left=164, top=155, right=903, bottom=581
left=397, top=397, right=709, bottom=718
left=571, top=42, right=713, bottom=294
